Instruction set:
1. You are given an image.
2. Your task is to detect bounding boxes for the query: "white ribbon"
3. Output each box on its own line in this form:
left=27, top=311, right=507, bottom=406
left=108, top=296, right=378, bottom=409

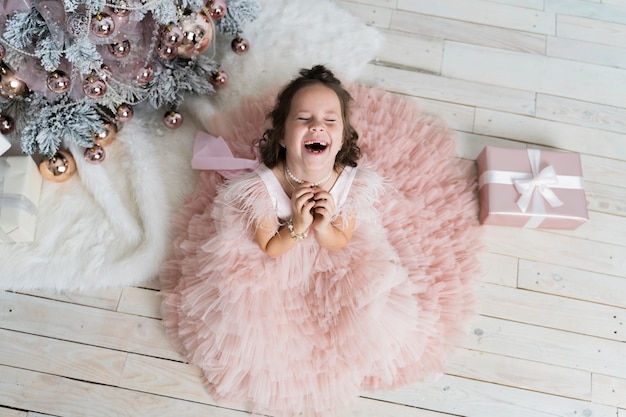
left=513, top=149, right=564, bottom=213
left=478, top=148, right=584, bottom=227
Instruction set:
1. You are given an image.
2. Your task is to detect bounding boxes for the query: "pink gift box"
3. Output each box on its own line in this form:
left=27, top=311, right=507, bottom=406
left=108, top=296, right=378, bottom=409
left=476, top=146, right=589, bottom=229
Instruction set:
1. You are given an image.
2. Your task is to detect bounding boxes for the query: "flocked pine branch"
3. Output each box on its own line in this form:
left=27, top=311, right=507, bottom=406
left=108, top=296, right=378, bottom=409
left=22, top=99, right=102, bottom=156
left=215, top=0, right=261, bottom=36
left=3, top=10, right=46, bottom=49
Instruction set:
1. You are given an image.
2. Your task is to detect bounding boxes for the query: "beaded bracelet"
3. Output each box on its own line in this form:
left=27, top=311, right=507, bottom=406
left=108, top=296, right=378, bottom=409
left=287, top=219, right=308, bottom=240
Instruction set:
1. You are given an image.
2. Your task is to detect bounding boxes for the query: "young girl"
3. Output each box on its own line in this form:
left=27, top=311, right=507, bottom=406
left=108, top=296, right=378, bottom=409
left=161, top=65, right=462, bottom=416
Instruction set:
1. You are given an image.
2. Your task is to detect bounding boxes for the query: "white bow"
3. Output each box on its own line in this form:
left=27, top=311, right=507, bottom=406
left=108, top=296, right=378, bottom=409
left=513, top=149, right=564, bottom=213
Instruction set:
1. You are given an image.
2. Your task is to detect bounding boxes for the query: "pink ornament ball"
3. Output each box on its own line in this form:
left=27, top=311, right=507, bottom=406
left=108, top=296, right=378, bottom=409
left=46, top=70, right=71, bottom=94
left=108, top=39, right=131, bottom=58
left=39, top=150, right=76, bottom=182
left=84, top=144, right=106, bottom=163
left=0, top=63, right=29, bottom=99
left=160, top=23, right=184, bottom=47
left=0, top=114, right=15, bottom=134
left=163, top=110, right=183, bottom=129
left=231, top=37, right=250, bottom=55
left=93, top=122, right=117, bottom=147
left=115, top=103, right=134, bottom=123
left=156, top=43, right=178, bottom=60
left=137, top=65, right=155, bottom=84
left=100, top=64, right=113, bottom=82
left=207, top=0, right=227, bottom=19
left=83, top=75, right=107, bottom=98
left=210, top=70, right=228, bottom=88
left=91, top=12, right=115, bottom=38
left=112, top=0, right=130, bottom=16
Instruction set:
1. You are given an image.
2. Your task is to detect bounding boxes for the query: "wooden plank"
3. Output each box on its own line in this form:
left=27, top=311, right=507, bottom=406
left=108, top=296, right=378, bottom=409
left=536, top=93, right=626, bottom=135
left=121, top=354, right=459, bottom=417
left=585, top=181, right=626, bottom=217
left=0, top=408, right=26, bottom=417
left=459, top=316, right=626, bottom=379
left=117, top=287, right=162, bottom=319
left=0, top=329, right=126, bottom=386
left=548, top=211, right=626, bottom=248
left=0, top=365, right=248, bottom=417
left=581, top=154, right=626, bottom=189
left=17, top=287, right=122, bottom=311
left=445, top=347, right=592, bottom=400
left=592, top=373, right=626, bottom=407
left=341, top=0, right=396, bottom=8
left=443, top=42, right=626, bottom=108
left=376, top=29, right=443, bottom=73
left=486, top=0, right=544, bottom=9
left=548, top=36, right=626, bottom=68
left=478, top=252, right=519, bottom=287
left=0, top=291, right=182, bottom=361
left=518, top=259, right=626, bottom=308
left=546, top=0, right=626, bottom=25
left=556, top=14, right=626, bottom=47
left=476, top=283, right=626, bottom=342
left=396, top=0, right=556, bottom=34
left=366, top=374, right=616, bottom=417
left=409, top=97, right=475, bottom=132
left=360, top=64, right=536, bottom=115
left=337, top=1, right=393, bottom=28
left=482, top=226, right=625, bottom=277
left=473, top=108, right=626, bottom=160
left=390, top=10, right=546, bottom=54
left=455, top=131, right=528, bottom=160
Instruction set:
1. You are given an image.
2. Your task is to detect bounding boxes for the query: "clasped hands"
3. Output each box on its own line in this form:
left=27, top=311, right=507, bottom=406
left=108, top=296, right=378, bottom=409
left=289, top=182, right=336, bottom=236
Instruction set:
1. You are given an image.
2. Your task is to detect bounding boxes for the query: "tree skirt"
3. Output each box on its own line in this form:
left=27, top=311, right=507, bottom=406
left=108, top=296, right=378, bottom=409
left=161, top=83, right=483, bottom=416
left=0, top=0, right=381, bottom=291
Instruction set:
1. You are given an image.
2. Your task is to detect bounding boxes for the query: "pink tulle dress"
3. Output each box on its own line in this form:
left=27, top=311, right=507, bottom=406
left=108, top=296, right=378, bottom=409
left=160, top=84, right=482, bottom=417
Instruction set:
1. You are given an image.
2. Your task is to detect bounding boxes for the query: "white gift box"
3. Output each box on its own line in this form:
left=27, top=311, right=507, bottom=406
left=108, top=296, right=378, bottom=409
left=0, top=156, right=43, bottom=242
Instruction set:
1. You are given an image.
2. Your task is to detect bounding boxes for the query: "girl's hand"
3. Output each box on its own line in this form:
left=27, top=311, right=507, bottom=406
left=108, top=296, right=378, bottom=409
left=291, top=183, right=315, bottom=234
left=311, top=188, right=336, bottom=228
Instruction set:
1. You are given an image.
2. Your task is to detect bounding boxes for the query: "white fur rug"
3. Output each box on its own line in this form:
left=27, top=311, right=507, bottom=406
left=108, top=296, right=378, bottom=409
left=0, top=0, right=381, bottom=291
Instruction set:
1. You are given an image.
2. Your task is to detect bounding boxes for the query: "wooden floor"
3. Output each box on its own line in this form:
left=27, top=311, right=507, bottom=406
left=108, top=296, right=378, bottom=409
left=2, top=0, right=626, bottom=416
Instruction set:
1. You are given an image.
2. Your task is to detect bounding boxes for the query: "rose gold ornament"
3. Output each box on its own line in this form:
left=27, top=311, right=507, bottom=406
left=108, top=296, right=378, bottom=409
left=115, top=103, right=133, bottom=122
left=160, top=23, right=183, bottom=47
left=83, top=75, right=107, bottom=98
left=112, top=0, right=130, bottom=16
left=210, top=70, right=228, bottom=87
left=163, top=110, right=183, bottom=129
left=156, top=42, right=178, bottom=60
left=178, top=13, right=213, bottom=58
left=39, top=150, right=76, bottom=182
left=0, top=44, right=5, bottom=59
left=107, top=39, right=131, bottom=57
left=0, top=63, right=29, bottom=99
left=207, top=0, right=227, bottom=19
left=84, top=144, right=106, bottom=163
left=46, top=70, right=71, bottom=94
left=137, top=64, right=154, bottom=84
left=0, top=114, right=15, bottom=134
left=99, top=64, right=112, bottom=82
left=231, top=37, right=249, bottom=54
left=91, top=12, right=115, bottom=37
left=93, top=122, right=117, bottom=147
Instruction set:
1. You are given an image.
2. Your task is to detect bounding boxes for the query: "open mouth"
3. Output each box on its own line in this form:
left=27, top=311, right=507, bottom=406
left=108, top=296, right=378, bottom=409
left=304, top=141, right=328, bottom=153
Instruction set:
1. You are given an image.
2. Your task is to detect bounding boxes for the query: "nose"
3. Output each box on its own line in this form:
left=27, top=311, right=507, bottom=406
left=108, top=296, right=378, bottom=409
left=310, top=120, right=324, bottom=131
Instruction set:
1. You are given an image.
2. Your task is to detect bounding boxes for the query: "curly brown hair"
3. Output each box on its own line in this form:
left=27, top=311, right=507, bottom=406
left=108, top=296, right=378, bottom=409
left=257, top=65, right=361, bottom=169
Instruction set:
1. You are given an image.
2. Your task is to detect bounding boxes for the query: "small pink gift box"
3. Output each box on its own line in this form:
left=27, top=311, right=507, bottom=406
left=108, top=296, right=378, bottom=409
left=476, top=146, right=589, bottom=229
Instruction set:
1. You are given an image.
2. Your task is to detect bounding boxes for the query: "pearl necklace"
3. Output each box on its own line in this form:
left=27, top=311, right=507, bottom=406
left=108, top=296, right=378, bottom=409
left=285, top=165, right=333, bottom=187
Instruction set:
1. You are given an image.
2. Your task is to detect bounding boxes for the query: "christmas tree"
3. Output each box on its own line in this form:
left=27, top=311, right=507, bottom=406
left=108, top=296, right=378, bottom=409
left=0, top=0, right=260, bottom=172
